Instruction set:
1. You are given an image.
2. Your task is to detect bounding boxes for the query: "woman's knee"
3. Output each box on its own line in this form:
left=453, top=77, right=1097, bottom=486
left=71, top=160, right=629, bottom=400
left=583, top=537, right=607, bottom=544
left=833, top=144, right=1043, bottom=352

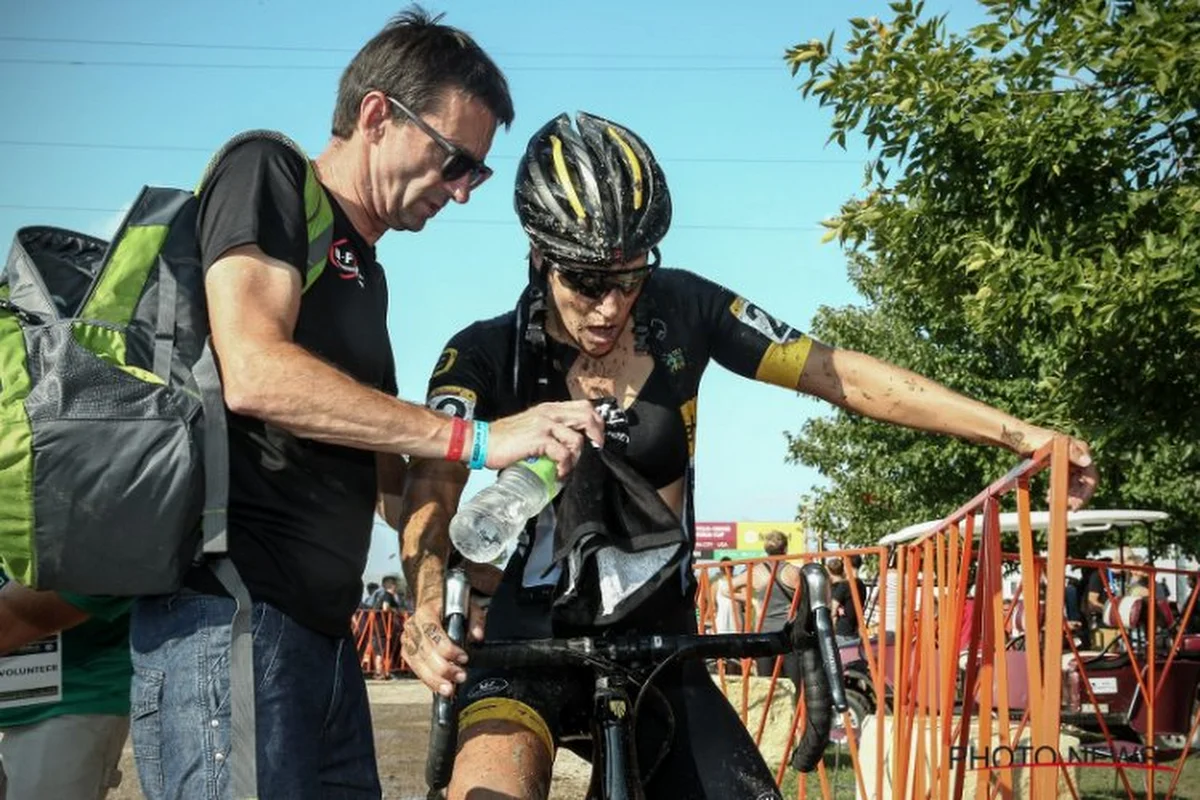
left=448, top=718, right=554, bottom=800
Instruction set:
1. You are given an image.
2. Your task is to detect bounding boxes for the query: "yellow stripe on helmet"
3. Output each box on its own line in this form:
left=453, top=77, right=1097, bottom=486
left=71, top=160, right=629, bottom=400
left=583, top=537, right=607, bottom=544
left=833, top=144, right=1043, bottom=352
left=605, top=126, right=644, bottom=210
left=550, top=135, right=587, bottom=220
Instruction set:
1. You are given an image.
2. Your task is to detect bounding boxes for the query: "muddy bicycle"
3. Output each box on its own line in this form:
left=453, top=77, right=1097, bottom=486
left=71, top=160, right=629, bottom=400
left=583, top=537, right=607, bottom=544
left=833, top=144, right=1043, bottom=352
left=424, top=563, right=849, bottom=799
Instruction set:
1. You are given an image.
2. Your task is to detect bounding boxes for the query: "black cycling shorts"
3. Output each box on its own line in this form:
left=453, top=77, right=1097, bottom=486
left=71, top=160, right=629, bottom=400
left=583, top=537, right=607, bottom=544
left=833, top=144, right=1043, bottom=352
left=456, top=546, right=784, bottom=799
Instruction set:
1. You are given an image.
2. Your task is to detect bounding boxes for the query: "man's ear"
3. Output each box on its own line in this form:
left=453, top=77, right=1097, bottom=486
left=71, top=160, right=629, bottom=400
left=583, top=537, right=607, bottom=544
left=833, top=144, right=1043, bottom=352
left=358, top=91, right=392, bottom=142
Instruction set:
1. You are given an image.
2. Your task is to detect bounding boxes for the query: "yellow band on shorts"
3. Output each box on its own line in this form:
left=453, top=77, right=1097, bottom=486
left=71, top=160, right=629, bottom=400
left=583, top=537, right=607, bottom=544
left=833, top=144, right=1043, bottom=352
left=459, top=697, right=555, bottom=758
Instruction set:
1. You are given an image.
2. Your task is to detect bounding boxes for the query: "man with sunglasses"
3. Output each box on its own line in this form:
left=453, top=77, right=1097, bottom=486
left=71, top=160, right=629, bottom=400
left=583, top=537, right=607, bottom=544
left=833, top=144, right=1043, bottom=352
left=128, top=11, right=603, bottom=800
left=400, top=111, right=1099, bottom=798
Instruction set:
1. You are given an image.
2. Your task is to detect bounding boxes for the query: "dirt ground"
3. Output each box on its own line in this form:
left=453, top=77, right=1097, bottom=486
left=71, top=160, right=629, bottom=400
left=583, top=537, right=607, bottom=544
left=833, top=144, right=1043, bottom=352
left=109, top=678, right=592, bottom=799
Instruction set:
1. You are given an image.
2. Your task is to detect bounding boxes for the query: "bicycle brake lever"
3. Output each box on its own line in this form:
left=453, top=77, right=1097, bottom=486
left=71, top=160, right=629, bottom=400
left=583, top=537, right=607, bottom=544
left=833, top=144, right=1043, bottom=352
left=443, top=567, right=470, bottom=649
left=800, top=563, right=849, bottom=713
left=426, top=567, right=470, bottom=791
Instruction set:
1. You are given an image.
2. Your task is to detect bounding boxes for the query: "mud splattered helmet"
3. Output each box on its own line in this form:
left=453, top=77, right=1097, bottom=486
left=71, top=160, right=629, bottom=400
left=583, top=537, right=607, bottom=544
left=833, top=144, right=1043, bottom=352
left=515, top=112, right=671, bottom=266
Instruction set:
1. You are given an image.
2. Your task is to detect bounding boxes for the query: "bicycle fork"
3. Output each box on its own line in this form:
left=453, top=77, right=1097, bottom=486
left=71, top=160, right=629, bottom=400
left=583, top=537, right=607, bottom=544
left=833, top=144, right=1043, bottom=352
left=590, top=675, right=645, bottom=800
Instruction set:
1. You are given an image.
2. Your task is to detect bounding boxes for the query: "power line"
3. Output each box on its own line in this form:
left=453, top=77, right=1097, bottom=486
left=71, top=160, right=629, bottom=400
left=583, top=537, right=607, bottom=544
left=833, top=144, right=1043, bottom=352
left=0, top=139, right=858, bottom=165
left=0, top=203, right=820, bottom=232
left=0, top=57, right=779, bottom=73
left=0, top=34, right=775, bottom=62
left=0, top=35, right=353, bottom=54
left=0, top=140, right=210, bottom=153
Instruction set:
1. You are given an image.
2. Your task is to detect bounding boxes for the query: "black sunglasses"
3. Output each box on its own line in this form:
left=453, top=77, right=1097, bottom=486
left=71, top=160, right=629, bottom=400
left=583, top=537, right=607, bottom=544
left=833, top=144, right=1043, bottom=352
left=385, top=95, right=493, bottom=190
left=549, top=250, right=660, bottom=300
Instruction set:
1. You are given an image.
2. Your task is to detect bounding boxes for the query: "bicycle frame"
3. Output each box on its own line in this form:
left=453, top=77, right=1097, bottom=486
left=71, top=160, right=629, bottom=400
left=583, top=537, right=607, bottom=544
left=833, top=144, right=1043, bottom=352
left=425, top=564, right=847, bottom=798
left=591, top=674, right=642, bottom=800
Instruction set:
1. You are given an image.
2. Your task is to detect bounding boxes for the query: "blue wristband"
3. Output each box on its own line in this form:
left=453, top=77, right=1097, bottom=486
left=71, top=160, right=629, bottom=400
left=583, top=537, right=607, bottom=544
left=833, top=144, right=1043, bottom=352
left=468, top=420, right=489, bottom=470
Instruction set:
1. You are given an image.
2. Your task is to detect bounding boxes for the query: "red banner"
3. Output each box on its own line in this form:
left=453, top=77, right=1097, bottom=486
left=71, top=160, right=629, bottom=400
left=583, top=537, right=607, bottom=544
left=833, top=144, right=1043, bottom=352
left=695, top=521, right=737, bottom=548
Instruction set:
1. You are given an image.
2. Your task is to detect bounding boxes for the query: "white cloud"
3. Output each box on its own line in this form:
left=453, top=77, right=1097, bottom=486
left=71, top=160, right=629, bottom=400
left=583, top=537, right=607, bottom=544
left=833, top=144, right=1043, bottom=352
left=87, top=206, right=130, bottom=241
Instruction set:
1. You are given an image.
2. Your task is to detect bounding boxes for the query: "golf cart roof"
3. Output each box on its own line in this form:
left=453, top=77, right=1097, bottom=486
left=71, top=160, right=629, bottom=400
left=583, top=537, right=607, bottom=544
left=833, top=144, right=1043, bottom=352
left=877, top=509, right=1170, bottom=548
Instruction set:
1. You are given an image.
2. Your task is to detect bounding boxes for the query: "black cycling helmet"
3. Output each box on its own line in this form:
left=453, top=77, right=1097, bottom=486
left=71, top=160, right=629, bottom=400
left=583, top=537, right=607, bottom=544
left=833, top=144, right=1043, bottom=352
left=515, top=112, right=671, bottom=266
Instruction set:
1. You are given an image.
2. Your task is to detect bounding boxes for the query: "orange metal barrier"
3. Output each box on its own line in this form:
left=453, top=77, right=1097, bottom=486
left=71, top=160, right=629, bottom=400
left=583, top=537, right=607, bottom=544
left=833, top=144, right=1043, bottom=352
left=352, top=609, right=410, bottom=678
left=692, top=437, right=1200, bottom=798
left=696, top=545, right=890, bottom=797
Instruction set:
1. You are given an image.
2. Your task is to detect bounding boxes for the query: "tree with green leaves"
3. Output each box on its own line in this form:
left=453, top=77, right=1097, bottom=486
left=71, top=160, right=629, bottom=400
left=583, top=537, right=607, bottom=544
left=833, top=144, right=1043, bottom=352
left=785, top=0, right=1200, bottom=553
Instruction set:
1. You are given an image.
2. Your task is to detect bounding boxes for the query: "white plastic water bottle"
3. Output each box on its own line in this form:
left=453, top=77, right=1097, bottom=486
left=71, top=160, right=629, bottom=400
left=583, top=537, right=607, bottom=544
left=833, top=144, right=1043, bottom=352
left=449, top=456, right=561, bottom=563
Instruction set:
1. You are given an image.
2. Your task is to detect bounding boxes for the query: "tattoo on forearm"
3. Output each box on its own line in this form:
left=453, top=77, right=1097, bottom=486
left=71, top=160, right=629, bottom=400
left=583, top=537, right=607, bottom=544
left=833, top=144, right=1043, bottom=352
left=422, top=622, right=442, bottom=647
left=1001, top=425, right=1027, bottom=453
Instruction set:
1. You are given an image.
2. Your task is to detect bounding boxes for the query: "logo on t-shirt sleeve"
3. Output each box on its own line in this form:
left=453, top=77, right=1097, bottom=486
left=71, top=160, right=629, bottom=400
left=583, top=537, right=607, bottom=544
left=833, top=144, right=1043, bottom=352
left=428, top=385, right=477, bottom=420
left=329, top=239, right=365, bottom=288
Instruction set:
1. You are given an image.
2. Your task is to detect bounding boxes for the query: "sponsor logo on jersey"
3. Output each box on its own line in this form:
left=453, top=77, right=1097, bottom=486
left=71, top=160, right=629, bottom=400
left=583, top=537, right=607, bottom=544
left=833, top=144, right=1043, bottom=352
left=329, top=238, right=365, bottom=287
left=650, top=317, right=668, bottom=341
left=432, top=348, right=457, bottom=379
left=428, top=385, right=477, bottom=420
left=665, top=348, right=686, bottom=374
left=729, top=297, right=795, bottom=344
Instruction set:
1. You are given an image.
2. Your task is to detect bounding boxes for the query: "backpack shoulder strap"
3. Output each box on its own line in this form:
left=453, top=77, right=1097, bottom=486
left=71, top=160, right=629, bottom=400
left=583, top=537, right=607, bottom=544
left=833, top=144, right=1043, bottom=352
left=197, top=130, right=334, bottom=293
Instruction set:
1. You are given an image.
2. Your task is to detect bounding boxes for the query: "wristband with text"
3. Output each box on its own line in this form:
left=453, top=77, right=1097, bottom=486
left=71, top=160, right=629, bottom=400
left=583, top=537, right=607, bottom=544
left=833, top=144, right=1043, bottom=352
left=468, top=420, right=489, bottom=470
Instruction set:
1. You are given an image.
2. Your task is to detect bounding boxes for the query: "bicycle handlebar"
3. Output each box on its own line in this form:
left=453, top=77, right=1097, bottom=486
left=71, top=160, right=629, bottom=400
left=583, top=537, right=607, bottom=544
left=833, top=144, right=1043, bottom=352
left=423, top=565, right=848, bottom=793
left=468, top=629, right=792, bottom=668
left=424, top=569, right=470, bottom=793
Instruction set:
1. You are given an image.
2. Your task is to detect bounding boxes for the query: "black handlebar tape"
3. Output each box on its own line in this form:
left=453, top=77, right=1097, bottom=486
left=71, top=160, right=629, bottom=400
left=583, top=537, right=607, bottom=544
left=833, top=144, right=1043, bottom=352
left=797, top=563, right=849, bottom=712
left=790, top=632, right=834, bottom=773
left=812, top=607, right=849, bottom=713
left=425, top=569, right=470, bottom=792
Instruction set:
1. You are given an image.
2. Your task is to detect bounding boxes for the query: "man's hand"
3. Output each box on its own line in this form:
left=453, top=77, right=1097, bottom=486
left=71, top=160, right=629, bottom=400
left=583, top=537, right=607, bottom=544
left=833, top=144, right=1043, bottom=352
left=1019, top=428, right=1099, bottom=511
left=1062, top=436, right=1099, bottom=511
left=401, top=597, right=487, bottom=697
left=487, top=400, right=604, bottom=478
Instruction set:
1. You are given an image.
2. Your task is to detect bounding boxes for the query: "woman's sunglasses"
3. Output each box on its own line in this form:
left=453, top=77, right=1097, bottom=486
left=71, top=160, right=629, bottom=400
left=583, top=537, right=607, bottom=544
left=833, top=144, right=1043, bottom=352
left=386, top=95, right=493, bottom=190
left=549, top=249, right=660, bottom=300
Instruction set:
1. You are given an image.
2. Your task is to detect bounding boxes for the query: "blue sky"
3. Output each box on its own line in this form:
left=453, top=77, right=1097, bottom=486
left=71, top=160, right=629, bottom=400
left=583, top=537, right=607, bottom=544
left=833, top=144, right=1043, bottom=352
left=1, top=0, right=988, bottom=582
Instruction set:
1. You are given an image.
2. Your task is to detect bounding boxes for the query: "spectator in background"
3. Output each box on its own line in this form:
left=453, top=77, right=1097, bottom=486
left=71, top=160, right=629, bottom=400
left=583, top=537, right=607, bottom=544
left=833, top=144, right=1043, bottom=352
left=1064, top=574, right=1085, bottom=632
left=361, top=582, right=380, bottom=609
left=369, top=575, right=403, bottom=612
left=710, top=557, right=740, bottom=635
left=366, top=575, right=404, bottom=680
left=1184, top=574, right=1200, bottom=634
left=1124, top=555, right=1151, bottom=600
left=1084, top=557, right=1115, bottom=617
left=0, top=571, right=131, bottom=800
left=723, top=531, right=803, bottom=684
left=828, top=557, right=867, bottom=646
left=1156, top=577, right=1172, bottom=604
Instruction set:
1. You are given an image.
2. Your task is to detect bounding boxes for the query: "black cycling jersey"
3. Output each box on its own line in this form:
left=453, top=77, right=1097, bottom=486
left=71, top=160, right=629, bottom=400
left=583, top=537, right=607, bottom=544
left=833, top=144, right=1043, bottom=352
left=188, top=138, right=398, bottom=637
left=430, top=268, right=811, bottom=798
left=427, top=267, right=815, bottom=543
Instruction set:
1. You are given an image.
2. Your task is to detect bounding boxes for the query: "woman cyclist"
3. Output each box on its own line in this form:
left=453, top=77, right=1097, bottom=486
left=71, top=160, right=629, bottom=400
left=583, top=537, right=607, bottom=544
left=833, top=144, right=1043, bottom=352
left=398, top=111, right=1098, bottom=799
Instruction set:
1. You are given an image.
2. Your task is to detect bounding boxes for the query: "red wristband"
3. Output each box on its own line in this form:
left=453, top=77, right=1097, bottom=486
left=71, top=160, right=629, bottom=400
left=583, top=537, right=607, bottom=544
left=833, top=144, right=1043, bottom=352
left=445, top=417, right=468, bottom=462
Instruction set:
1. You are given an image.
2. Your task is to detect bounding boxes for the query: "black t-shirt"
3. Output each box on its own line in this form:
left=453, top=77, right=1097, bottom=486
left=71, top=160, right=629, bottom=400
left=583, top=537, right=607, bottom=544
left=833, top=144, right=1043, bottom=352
left=425, top=269, right=814, bottom=578
left=1084, top=568, right=1112, bottom=609
left=832, top=578, right=866, bottom=636
left=192, top=138, right=397, bottom=636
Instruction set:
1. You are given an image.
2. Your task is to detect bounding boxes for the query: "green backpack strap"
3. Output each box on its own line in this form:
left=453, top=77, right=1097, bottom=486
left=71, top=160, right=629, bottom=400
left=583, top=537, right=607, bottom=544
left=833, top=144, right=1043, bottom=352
left=196, top=129, right=334, bottom=293
left=192, top=130, right=334, bottom=800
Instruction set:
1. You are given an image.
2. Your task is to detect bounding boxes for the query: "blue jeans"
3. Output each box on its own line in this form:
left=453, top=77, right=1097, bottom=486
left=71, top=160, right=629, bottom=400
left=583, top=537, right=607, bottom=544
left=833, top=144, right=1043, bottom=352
left=130, top=593, right=381, bottom=800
